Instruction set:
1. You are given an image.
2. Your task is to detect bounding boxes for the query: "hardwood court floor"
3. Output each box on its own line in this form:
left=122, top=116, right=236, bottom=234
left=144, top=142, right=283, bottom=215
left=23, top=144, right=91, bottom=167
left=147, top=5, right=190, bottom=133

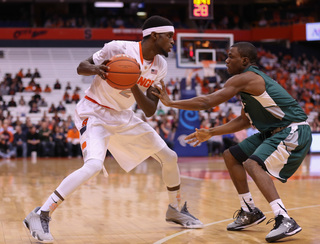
left=0, top=154, right=319, bottom=244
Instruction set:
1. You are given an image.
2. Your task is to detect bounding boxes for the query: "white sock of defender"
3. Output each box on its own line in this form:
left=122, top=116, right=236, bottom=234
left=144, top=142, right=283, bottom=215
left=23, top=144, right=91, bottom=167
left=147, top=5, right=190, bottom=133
left=270, top=199, right=289, bottom=218
left=239, top=192, right=255, bottom=212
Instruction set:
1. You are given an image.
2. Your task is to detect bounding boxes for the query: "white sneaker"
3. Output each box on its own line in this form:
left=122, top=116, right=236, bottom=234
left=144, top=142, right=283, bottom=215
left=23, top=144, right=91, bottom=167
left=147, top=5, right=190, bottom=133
left=23, top=207, right=54, bottom=243
left=166, top=202, right=203, bottom=229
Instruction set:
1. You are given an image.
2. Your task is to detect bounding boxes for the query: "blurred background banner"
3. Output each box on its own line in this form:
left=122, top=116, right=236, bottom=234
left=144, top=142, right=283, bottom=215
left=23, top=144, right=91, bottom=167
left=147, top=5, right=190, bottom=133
left=0, top=25, right=307, bottom=42
left=174, top=89, right=208, bottom=157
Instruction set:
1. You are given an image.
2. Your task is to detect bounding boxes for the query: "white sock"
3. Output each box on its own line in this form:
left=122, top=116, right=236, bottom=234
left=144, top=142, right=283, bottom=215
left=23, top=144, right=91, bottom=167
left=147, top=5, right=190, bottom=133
left=270, top=199, right=289, bottom=218
left=168, top=189, right=181, bottom=210
left=239, top=192, right=255, bottom=212
left=37, top=191, right=63, bottom=215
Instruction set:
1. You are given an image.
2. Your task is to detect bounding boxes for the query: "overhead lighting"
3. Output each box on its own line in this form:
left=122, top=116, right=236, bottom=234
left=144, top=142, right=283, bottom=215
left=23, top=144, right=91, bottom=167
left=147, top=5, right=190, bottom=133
left=137, top=11, right=147, bottom=17
left=94, top=2, right=124, bottom=8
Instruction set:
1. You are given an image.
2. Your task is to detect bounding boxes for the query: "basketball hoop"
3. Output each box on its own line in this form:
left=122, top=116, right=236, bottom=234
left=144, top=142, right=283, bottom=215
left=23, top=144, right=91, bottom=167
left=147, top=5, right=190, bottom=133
left=201, top=60, right=216, bottom=78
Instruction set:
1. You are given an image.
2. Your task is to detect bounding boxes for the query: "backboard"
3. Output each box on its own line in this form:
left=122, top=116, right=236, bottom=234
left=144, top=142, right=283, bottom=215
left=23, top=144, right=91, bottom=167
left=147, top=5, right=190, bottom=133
left=176, top=33, right=234, bottom=69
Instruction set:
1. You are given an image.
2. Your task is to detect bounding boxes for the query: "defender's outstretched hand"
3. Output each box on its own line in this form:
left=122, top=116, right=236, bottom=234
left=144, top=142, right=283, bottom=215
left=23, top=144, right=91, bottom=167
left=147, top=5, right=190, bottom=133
left=185, top=128, right=212, bottom=147
left=152, top=80, right=173, bottom=107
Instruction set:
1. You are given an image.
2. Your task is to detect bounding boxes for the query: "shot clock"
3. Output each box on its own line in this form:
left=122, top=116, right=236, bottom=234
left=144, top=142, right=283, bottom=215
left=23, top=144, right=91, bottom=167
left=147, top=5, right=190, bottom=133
left=189, top=0, right=214, bottom=20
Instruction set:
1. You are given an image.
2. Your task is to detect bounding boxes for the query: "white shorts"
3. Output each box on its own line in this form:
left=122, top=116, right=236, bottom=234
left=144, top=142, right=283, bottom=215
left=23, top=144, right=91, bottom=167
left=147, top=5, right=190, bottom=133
left=74, top=98, right=166, bottom=172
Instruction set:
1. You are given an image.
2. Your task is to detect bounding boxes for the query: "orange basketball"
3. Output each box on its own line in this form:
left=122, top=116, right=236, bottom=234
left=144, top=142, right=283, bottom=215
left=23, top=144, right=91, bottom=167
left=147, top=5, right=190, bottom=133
left=105, top=54, right=140, bottom=90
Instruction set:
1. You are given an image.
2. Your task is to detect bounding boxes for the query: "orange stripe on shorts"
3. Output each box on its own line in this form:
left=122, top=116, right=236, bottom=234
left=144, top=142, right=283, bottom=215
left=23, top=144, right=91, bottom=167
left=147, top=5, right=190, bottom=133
left=81, top=141, right=87, bottom=150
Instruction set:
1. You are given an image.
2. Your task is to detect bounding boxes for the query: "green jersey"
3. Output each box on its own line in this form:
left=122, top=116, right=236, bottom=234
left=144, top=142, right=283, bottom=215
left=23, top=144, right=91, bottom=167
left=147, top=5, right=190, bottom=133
left=240, top=66, right=307, bottom=132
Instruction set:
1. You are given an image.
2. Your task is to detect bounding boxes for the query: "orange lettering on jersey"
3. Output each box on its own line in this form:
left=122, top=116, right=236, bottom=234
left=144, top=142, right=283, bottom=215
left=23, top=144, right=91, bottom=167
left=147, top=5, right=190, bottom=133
left=137, top=76, right=146, bottom=86
left=136, top=76, right=154, bottom=88
left=144, top=79, right=154, bottom=87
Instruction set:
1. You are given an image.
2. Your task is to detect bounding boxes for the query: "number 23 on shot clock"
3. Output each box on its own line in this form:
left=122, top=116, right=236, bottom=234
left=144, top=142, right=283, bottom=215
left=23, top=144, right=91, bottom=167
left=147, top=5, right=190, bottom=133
left=189, top=0, right=214, bottom=20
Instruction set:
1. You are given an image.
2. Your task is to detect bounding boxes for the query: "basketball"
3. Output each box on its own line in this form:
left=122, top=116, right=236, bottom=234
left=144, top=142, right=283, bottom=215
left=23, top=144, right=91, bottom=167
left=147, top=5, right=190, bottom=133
left=105, top=54, right=140, bottom=90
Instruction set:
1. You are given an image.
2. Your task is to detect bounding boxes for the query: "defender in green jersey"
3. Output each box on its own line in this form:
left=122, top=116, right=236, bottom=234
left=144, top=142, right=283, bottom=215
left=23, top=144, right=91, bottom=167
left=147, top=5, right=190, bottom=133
left=153, top=42, right=312, bottom=242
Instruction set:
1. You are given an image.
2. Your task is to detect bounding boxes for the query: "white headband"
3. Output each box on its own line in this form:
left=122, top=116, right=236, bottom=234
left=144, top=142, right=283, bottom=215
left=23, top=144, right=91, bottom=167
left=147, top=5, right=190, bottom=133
left=142, top=26, right=175, bottom=37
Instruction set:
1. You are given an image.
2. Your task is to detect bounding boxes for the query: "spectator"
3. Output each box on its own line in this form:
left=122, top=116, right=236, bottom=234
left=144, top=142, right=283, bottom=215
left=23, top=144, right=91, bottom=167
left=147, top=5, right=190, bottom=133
left=63, top=91, right=71, bottom=104
left=25, top=69, right=32, bottom=78
left=71, top=90, right=80, bottom=103
left=53, top=79, right=61, bottom=89
left=24, top=79, right=36, bottom=92
left=44, top=85, right=52, bottom=93
left=22, top=117, right=33, bottom=135
left=19, top=96, right=26, bottom=106
left=172, top=85, right=179, bottom=100
left=52, top=125, right=66, bottom=157
left=34, top=84, right=42, bottom=93
left=8, top=84, right=17, bottom=95
left=156, top=106, right=165, bottom=116
left=32, top=91, right=41, bottom=103
left=17, top=69, right=24, bottom=78
left=66, top=125, right=81, bottom=158
left=26, top=125, right=40, bottom=157
left=157, top=118, right=175, bottom=150
left=48, top=103, right=56, bottom=113
left=0, top=122, right=15, bottom=159
left=13, top=125, right=27, bottom=158
left=207, top=119, right=224, bottom=156
left=29, top=103, right=40, bottom=113
left=0, top=109, right=5, bottom=121
left=56, top=101, right=66, bottom=113
left=8, top=97, right=17, bottom=107
left=52, top=111, right=61, bottom=124
left=38, top=120, right=55, bottom=157
left=65, top=82, right=72, bottom=90
left=1, top=101, right=8, bottom=111
left=33, top=68, right=41, bottom=78
left=38, top=98, right=48, bottom=107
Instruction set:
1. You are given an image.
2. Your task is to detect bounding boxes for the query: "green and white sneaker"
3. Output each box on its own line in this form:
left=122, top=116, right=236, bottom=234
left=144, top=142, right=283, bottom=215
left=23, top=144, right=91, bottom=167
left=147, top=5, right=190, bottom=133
left=166, top=202, right=203, bottom=229
left=23, top=207, right=54, bottom=243
left=227, top=207, right=266, bottom=231
left=265, top=215, right=302, bottom=242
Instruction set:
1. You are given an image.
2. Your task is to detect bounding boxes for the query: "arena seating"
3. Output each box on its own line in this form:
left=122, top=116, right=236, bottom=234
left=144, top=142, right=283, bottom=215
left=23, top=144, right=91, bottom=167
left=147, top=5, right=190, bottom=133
left=1, top=47, right=258, bottom=124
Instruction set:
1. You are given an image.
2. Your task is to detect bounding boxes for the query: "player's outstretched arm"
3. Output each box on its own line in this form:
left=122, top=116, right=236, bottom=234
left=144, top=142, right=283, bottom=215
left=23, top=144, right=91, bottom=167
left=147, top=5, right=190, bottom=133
left=153, top=79, right=240, bottom=111
left=185, top=109, right=251, bottom=147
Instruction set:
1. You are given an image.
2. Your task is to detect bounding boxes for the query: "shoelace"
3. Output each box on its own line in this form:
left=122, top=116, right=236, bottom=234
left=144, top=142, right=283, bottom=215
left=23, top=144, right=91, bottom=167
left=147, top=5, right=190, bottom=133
left=40, top=215, right=51, bottom=233
left=181, top=203, right=198, bottom=220
left=232, top=208, right=244, bottom=219
left=266, top=215, right=283, bottom=230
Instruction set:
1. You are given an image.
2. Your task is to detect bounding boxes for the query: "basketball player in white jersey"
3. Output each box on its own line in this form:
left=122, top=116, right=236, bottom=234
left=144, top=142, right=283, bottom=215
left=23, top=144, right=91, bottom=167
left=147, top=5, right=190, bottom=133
left=23, top=15, right=203, bottom=243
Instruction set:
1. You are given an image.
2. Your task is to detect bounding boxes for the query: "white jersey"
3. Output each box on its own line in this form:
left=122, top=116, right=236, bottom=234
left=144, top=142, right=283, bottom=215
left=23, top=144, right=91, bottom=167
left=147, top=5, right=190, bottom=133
left=85, top=40, right=167, bottom=111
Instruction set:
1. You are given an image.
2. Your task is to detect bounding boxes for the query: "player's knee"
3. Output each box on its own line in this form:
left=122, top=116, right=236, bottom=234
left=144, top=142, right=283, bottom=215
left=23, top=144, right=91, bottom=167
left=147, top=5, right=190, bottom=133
left=167, top=149, right=178, bottom=164
left=84, top=159, right=103, bottom=175
left=243, top=159, right=260, bottom=173
left=223, top=149, right=240, bottom=168
left=223, top=149, right=232, bottom=163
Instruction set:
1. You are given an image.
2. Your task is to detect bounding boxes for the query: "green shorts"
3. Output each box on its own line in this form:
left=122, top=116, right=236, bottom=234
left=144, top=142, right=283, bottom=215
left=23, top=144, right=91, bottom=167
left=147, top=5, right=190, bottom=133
left=229, top=123, right=312, bottom=183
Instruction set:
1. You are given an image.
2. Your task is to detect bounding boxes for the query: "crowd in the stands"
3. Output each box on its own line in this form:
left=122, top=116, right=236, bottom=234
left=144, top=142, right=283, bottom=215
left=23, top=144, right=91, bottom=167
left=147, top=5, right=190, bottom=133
left=0, top=45, right=319, bottom=159
left=0, top=1, right=318, bottom=29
